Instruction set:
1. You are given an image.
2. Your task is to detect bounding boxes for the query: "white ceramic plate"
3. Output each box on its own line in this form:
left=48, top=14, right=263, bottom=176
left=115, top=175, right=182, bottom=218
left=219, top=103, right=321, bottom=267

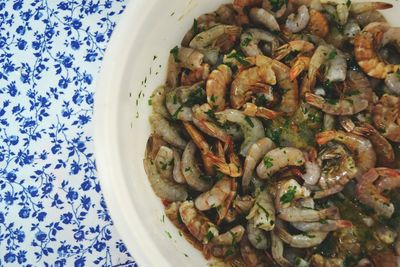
left=93, top=1, right=400, bottom=266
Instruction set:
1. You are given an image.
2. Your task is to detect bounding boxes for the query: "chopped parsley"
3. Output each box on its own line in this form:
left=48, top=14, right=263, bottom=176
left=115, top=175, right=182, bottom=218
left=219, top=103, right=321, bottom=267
left=171, top=106, right=183, bottom=120
left=269, top=0, right=288, bottom=12
left=280, top=186, right=297, bottom=204
left=301, top=232, right=316, bottom=238
left=241, top=35, right=253, bottom=47
left=263, top=156, right=273, bottom=169
left=199, top=174, right=212, bottom=183
left=170, top=46, right=180, bottom=62
left=165, top=231, right=172, bottom=239
left=227, top=51, right=251, bottom=66
left=183, top=87, right=205, bottom=107
left=328, top=50, right=337, bottom=60
left=244, top=116, right=254, bottom=128
left=148, top=99, right=152, bottom=106
left=205, top=230, right=215, bottom=242
left=256, top=202, right=270, bottom=217
left=346, top=0, right=351, bottom=7
left=193, top=19, right=199, bottom=35
left=255, top=94, right=268, bottom=107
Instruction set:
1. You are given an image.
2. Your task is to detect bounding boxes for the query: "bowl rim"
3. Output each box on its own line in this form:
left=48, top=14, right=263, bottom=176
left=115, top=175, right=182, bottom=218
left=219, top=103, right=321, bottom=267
left=93, top=0, right=168, bottom=266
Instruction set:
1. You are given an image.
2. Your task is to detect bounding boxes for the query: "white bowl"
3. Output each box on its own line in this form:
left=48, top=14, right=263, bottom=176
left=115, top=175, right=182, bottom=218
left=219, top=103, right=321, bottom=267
left=93, top=1, right=400, bottom=266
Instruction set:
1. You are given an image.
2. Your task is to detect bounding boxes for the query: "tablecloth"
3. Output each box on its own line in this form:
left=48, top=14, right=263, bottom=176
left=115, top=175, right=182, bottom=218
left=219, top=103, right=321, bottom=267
left=0, top=0, right=136, bottom=266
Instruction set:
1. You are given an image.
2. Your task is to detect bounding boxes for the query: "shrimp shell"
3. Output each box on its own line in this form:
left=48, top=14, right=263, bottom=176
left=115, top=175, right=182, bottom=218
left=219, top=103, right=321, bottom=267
left=256, top=147, right=305, bottom=179
left=181, top=141, right=212, bottom=192
left=143, top=158, right=188, bottom=201
left=149, top=113, right=187, bottom=149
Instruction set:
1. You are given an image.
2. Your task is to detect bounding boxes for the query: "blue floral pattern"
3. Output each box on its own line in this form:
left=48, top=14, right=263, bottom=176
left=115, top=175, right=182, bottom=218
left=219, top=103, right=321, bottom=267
left=0, top=0, right=136, bottom=266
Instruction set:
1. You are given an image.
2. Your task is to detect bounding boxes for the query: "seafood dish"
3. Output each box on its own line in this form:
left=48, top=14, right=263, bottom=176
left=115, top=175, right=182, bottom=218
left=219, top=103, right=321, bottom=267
left=143, top=0, right=400, bottom=265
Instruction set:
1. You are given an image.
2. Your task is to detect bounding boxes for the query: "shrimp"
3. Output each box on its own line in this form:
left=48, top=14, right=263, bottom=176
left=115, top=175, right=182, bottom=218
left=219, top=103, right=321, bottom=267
left=324, top=52, right=347, bottom=82
left=275, top=221, right=328, bottom=248
left=289, top=56, right=310, bottom=81
left=286, top=5, right=310, bottom=33
left=240, top=236, right=270, bottom=267
left=350, top=2, right=393, bottom=14
left=355, top=10, right=387, bottom=28
left=242, top=103, right=282, bottom=120
left=192, top=104, right=232, bottom=145
left=155, top=146, right=174, bottom=180
left=143, top=158, right=188, bottom=201
left=149, top=113, right=187, bottom=149
left=246, top=188, right=276, bottom=231
left=194, top=177, right=234, bottom=210
left=307, top=9, right=329, bottom=38
left=212, top=225, right=245, bottom=246
left=256, top=147, right=305, bottom=179
left=291, top=220, right=352, bottom=232
left=166, top=54, right=180, bottom=89
left=307, top=69, right=372, bottom=115
left=302, top=148, right=321, bottom=185
left=230, top=63, right=276, bottom=109
left=247, top=220, right=270, bottom=249
left=274, top=40, right=315, bottom=62
left=354, top=22, right=399, bottom=79
left=344, top=19, right=361, bottom=39
left=249, top=8, right=280, bottom=32
left=184, top=121, right=242, bottom=178
left=356, top=168, right=396, bottom=218
left=240, top=29, right=280, bottom=57
left=177, top=47, right=204, bottom=70
left=179, top=201, right=219, bottom=244
left=305, top=91, right=369, bottom=116
left=181, top=141, right=213, bottom=192
left=271, top=58, right=300, bottom=114
left=216, top=109, right=264, bottom=156
left=189, top=25, right=242, bottom=53
left=150, top=86, right=169, bottom=118
left=172, top=149, right=186, bottom=184
left=181, top=64, right=210, bottom=86
left=372, top=94, right=400, bottom=142
left=271, top=231, right=292, bottom=267
left=234, top=195, right=255, bottom=214
left=165, top=84, right=201, bottom=121
left=352, top=122, right=395, bottom=166
left=307, top=45, right=332, bottom=87
left=310, top=254, right=344, bottom=267
left=316, top=130, right=376, bottom=180
left=242, top=137, right=276, bottom=192
left=385, top=73, right=400, bottom=96
left=145, top=134, right=168, bottom=160
left=206, top=64, right=232, bottom=111
left=374, top=167, right=400, bottom=193
left=275, top=179, right=339, bottom=222
left=315, top=144, right=358, bottom=199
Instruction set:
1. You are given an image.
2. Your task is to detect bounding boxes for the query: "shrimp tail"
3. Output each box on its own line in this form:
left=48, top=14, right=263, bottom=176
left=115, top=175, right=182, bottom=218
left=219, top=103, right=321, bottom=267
left=321, top=207, right=339, bottom=219
left=305, top=93, right=325, bottom=110
left=336, top=220, right=353, bottom=228
left=315, top=130, right=336, bottom=145
left=289, top=57, right=310, bottom=81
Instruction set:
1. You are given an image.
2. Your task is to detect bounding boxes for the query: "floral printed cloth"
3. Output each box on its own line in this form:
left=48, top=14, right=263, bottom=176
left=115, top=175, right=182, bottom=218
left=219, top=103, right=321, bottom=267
left=0, top=0, right=136, bottom=266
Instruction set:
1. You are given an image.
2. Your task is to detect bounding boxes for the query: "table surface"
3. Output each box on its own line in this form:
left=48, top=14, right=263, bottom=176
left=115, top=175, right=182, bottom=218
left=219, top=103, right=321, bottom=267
left=0, top=0, right=136, bottom=266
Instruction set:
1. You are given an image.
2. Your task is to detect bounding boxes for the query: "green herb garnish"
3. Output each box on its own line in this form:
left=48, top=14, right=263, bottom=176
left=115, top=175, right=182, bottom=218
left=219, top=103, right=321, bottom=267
left=328, top=50, right=337, bottom=60
left=170, top=46, right=180, bottom=62
left=263, top=156, right=273, bottom=169
left=280, top=186, right=297, bottom=203
left=244, top=116, right=254, bottom=128
left=193, top=19, right=199, bottom=35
